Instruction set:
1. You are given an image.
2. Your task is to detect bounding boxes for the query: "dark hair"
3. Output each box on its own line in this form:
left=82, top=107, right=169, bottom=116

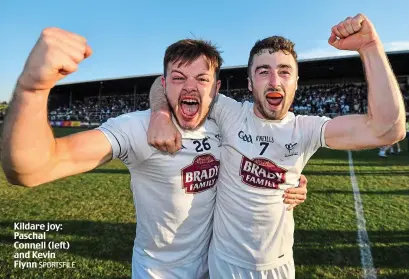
left=247, top=36, right=298, bottom=77
left=163, top=39, right=223, bottom=79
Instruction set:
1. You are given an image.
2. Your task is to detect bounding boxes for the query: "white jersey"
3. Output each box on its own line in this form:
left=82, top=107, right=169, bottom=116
left=97, top=110, right=221, bottom=273
left=210, top=94, right=330, bottom=271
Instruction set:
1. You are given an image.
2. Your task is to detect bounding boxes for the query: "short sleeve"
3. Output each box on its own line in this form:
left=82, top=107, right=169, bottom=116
left=298, top=115, right=331, bottom=163
left=96, top=112, right=152, bottom=166
left=209, top=94, right=247, bottom=134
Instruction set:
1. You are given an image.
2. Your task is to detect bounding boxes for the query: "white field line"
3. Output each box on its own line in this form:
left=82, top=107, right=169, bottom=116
left=348, top=151, right=377, bottom=279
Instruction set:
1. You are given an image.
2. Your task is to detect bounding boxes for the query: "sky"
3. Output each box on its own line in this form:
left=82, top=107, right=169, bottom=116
left=1, top=0, right=408, bottom=102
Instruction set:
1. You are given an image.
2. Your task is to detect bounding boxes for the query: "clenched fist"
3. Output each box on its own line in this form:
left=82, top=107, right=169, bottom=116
left=328, top=14, right=380, bottom=52
left=18, top=27, right=92, bottom=92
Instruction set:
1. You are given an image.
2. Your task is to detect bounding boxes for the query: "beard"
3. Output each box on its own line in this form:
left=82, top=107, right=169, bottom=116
left=255, top=99, right=279, bottom=120
left=253, top=87, right=283, bottom=120
left=164, top=91, right=214, bottom=131
left=252, top=87, right=295, bottom=120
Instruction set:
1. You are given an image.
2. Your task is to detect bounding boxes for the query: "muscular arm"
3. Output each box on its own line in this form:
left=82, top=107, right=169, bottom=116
left=147, top=76, right=181, bottom=153
left=325, top=43, right=406, bottom=150
left=149, top=76, right=169, bottom=114
left=1, top=86, right=112, bottom=187
left=324, top=15, right=406, bottom=150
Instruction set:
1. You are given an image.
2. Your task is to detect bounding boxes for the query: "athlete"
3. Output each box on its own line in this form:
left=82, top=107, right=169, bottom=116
left=148, top=14, right=406, bottom=278
left=1, top=29, right=308, bottom=278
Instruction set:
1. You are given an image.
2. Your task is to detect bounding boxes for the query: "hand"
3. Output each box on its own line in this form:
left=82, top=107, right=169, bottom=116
left=18, top=27, right=92, bottom=92
left=328, top=13, right=380, bottom=52
left=147, top=112, right=182, bottom=154
left=147, top=76, right=182, bottom=154
left=283, top=174, right=308, bottom=211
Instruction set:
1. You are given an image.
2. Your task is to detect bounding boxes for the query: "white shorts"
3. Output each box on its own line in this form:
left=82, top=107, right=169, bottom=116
left=208, top=249, right=295, bottom=279
left=132, top=253, right=209, bottom=279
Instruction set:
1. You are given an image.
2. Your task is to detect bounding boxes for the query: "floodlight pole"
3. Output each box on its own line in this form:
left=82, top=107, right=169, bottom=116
left=133, top=85, right=137, bottom=111
left=99, top=82, right=103, bottom=110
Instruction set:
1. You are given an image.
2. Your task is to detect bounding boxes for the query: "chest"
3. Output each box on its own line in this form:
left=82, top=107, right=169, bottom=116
left=141, top=132, right=222, bottom=194
left=224, top=120, right=303, bottom=164
left=222, top=119, right=306, bottom=189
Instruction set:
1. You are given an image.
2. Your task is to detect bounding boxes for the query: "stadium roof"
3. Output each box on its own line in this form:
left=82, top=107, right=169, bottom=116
left=57, top=50, right=409, bottom=86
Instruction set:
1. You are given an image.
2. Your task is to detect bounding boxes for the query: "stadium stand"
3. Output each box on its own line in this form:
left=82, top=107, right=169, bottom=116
left=2, top=51, right=408, bottom=125
left=45, top=82, right=408, bottom=124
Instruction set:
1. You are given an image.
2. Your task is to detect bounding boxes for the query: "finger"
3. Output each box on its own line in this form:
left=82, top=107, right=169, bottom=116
left=156, top=141, right=169, bottom=153
left=351, top=13, right=365, bottom=32
left=353, top=13, right=366, bottom=24
left=55, top=33, right=86, bottom=53
left=84, top=44, right=92, bottom=58
left=343, top=17, right=354, bottom=34
left=54, top=29, right=91, bottom=58
left=147, top=134, right=158, bottom=147
left=351, top=18, right=362, bottom=32
left=55, top=39, right=86, bottom=64
left=285, top=185, right=307, bottom=195
left=284, top=194, right=306, bottom=202
left=336, top=23, right=349, bottom=38
left=148, top=141, right=160, bottom=149
left=59, top=54, right=79, bottom=75
left=166, top=139, right=177, bottom=154
left=287, top=204, right=296, bottom=211
left=285, top=187, right=306, bottom=195
left=55, top=27, right=88, bottom=45
left=332, top=26, right=344, bottom=39
left=328, top=32, right=341, bottom=49
left=298, top=175, right=308, bottom=187
left=175, top=131, right=182, bottom=151
left=284, top=198, right=302, bottom=204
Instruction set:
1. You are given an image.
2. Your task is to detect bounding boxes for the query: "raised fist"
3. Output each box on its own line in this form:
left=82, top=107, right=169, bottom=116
left=328, top=14, right=380, bottom=52
left=18, top=27, right=92, bottom=91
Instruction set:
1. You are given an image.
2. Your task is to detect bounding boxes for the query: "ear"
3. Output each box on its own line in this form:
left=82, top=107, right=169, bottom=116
left=247, top=76, right=253, bottom=92
left=161, top=75, right=166, bottom=91
left=215, top=79, right=221, bottom=96
left=296, top=76, right=299, bottom=91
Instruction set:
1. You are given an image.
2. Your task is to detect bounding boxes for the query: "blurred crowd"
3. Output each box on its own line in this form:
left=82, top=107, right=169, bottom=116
left=48, top=94, right=149, bottom=122
left=1, top=82, right=407, bottom=123
left=223, top=83, right=409, bottom=118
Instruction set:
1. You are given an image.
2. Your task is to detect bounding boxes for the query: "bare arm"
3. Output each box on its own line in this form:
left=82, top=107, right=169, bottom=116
left=1, top=28, right=112, bottom=187
left=147, top=76, right=181, bottom=153
left=324, top=14, right=406, bottom=150
left=1, top=87, right=112, bottom=187
left=149, top=76, right=170, bottom=114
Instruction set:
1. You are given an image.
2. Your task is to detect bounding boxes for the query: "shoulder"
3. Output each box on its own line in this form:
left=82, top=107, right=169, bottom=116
left=98, top=110, right=151, bottom=138
left=113, top=110, right=151, bottom=125
left=204, top=118, right=220, bottom=133
left=104, top=110, right=151, bottom=131
left=294, top=114, right=331, bottom=125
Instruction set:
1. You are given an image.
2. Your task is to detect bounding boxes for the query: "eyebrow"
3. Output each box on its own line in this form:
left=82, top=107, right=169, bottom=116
left=170, top=70, right=186, bottom=77
left=277, top=64, right=293, bottom=70
left=170, top=70, right=212, bottom=77
left=255, top=64, right=293, bottom=72
left=254, top=64, right=271, bottom=72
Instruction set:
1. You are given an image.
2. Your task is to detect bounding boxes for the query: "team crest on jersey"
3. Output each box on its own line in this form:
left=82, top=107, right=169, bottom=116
left=181, top=154, right=220, bottom=194
left=240, top=156, right=287, bottom=189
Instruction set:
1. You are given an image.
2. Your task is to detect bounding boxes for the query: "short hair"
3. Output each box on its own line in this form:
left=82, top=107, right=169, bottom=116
left=247, top=36, right=298, bottom=77
left=163, top=39, right=223, bottom=79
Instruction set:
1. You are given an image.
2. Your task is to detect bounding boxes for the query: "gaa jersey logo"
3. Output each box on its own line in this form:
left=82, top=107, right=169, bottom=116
left=181, top=154, right=220, bottom=194
left=240, top=156, right=287, bottom=189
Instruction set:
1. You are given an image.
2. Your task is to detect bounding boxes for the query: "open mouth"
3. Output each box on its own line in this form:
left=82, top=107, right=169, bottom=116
left=180, top=97, right=200, bottom=119
left=266, top=92, right=283, bottom=107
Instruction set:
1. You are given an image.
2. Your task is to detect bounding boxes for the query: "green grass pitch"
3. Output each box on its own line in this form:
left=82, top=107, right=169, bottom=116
left=0, top=128, right=408, bottom=278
